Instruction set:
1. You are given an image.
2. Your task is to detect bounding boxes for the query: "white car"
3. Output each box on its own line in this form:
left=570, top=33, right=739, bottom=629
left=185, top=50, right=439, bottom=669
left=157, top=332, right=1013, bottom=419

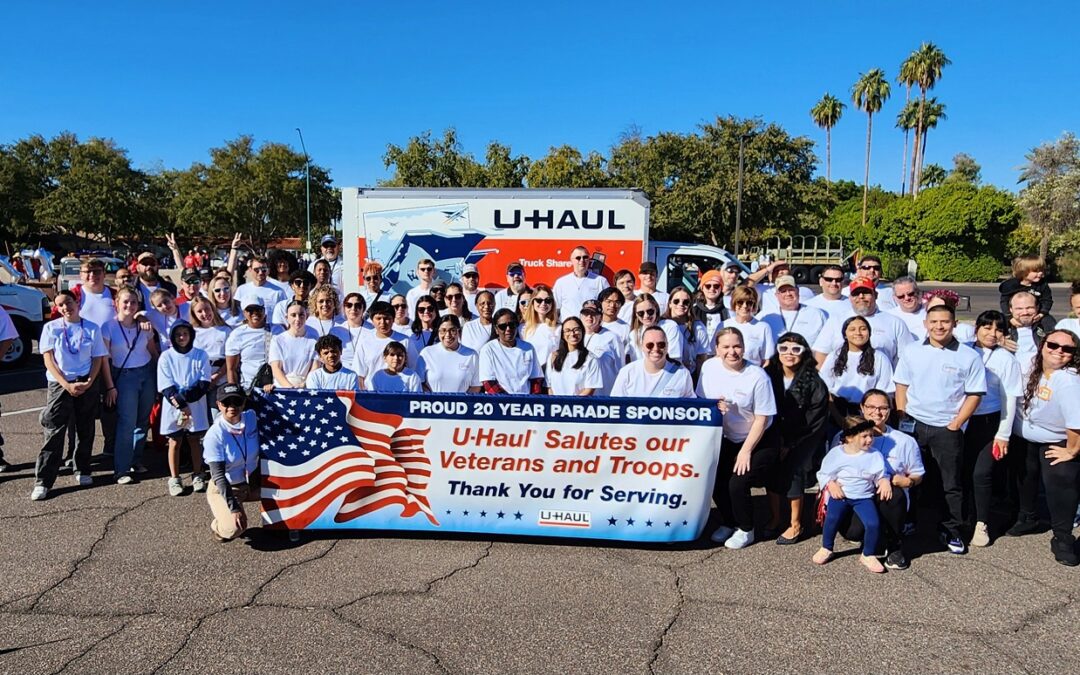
left=0, top=278, right=50, bottom=369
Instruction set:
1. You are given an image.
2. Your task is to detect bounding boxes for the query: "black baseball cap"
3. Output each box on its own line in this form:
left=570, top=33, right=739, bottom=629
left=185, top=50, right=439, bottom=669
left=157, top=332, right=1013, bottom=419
left=580, top=300, right=601, bottom=316
left=182, top=269, right=201, bottom=284
left=218, top=383, right=246, bottom=406
left=639, top=261, right=658, bottom=275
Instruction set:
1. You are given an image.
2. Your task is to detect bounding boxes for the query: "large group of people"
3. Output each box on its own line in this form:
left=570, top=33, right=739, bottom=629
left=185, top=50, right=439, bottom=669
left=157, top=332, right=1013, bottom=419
left=4, top=242, right=1078, bottom=569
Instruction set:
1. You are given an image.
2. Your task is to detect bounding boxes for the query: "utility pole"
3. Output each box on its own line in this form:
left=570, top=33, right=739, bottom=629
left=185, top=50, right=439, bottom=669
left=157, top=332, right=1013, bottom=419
left=295, top=128, right=311, bottom=254
left=734, top=134, right=747, bottom=258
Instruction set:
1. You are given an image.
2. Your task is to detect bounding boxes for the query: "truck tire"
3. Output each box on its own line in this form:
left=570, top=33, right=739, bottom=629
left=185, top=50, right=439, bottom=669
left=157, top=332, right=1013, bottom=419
left=809, top=266, right=826, bottom=283
left=792, top=265, right=811, bottom=284
left=1, top=317, right=33, bottom=369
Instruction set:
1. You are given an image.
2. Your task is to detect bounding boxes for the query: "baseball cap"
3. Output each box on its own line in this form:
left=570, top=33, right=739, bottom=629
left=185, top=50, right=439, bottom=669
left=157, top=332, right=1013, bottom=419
left=462, top=264, right=479, bottom=276
left=580, top=300, right=601, bottom=315
left=849, top=278, right=877, bottom=294
left=700, top=270, right=723, bottom=287
left=218, top=383, right=246, bottom=406
left=431, top=278, right=448, bottom=290
left=775, top=274, right=797, bottom=290
left=506, top=262, right=524, bottom=275
left=639, top=261, right=658, bottom=275
left=320, top=234, right=338, bottom=246
left=182, top=269, right=201, bottom=284
left=722, top=260, right=742, bottom=271
left=137, top=251, right=157, bottom=263
left=243, top=302, right=265, bottom=312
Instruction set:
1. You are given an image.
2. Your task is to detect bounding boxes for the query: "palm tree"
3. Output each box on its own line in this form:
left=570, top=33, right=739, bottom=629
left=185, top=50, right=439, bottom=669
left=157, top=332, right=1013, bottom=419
left=920, top=163, right=947, bottom=189
left=851, top=68, right=891, bottom=226
left=896, top=100, right=919, bottom=196
left=897, top=54, right=919, bottom=195
left=916, top=98, right=947, bottom=171
left=810, top=93, right=845, bottom=191
left=910, top=42, right=952, bottom=197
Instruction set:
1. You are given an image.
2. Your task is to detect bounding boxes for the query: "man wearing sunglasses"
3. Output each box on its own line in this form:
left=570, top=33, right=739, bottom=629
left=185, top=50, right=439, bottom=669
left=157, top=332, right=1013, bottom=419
left=460, top=263, right=482, bottom=314
left=885, top=276, right=928, bottom=340
left=406, top=258, right=437, bottom=316
left=758, top=275, right=828, bottom=346
left=805, top=264, right=851, bottom=319
left=842, top=255, right=896, bottom=309
left=496, top=262, right=529, bottom=313
left=235, top=256, right=288, bottom=314
left=135, top=251, right=177, bottom=309
left=308, top=234, right=344, bottom=294
left=176, top=269, right=204, bottom=306
left=554, top=246, right=609, bottom=320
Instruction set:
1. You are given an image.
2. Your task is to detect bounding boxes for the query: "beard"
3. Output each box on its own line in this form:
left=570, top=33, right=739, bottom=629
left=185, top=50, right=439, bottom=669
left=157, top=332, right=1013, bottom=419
left=139, top=270, right=159, bottom=283
left=853, top=304, right=875, bottom=317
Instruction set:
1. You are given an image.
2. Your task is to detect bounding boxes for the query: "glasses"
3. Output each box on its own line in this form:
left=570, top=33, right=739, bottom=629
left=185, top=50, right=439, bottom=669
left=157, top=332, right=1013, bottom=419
left=644, top=341, right=667, bottom=350
left=322, top=242, right=337, bottom=248
left=417, top=306, right=435, bottom=314
left=496, top=322, right=517, bottom=331
left=670, top=298, right=690, bottom=306
left=894, top=292, right=918, bottom=300
left=463, top=273, right=479, bottom=278
left=636, top=309, right=656, bottom=318
left=821, top=276, right=844, bottom=283
left=776, top=344, right=805, bottom=355
left=344, top=302, right=364, bottom=309
left=572, top=255, right=589, bottom=261
left=392, top=303, right=407, bottom=311
left=252, top=267, right=268, bottom=273
left=445, top=293, right=462, bottom=301
left=533, top=297, right=552, bottom=305
left=364, top=275, right=381, bottom=281
left=292, top=280, right=312, bottom=287
left=860, top=265, right=882, bottom=272
left=1045, top=340, right=1078, bottom=355
left=863, top=405, right=891, bottom=413
left=703, top=284, right=721, bottom=290
left=140, top=259, right=158, bottom=266
left=519, top=299, right=531, bottom=306
left=563, top=327, right=582, bottom=335
left=438, top=327, right=459, bottom=335
left=851, top=290, right=874, bottom=298
left=734, top=300, right=754, bottom=308
left=419, top=266, right=434, bottom=272
left=244, top=307, right=265, bottom=314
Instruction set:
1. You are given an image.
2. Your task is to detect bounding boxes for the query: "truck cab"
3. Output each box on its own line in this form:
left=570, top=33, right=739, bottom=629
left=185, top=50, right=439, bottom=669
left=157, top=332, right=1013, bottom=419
left=649, top=241, right=751, bottom=294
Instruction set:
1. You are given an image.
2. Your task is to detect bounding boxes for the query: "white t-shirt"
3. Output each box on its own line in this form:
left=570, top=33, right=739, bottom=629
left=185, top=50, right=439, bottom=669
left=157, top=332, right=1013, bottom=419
left=1016, top=368, right=1080, bottom=444
left=1056, top=317, right=1080, bottom=335
left=553, top=272, right=609, bottom=319
left=804, top=294, right=852, bottom=320
left=494, top=288, right=521, bottom=314
left=306, top=366, right=361, bottom=391
left=757, top=285, right=815, bottom=315
left=721, top=317, right=776, bottom=365
left=202, top=410, right=259, bottom=485
left=602, top=319, right=630, bottom=350
left=547, top=351, right=604, bottom=395
left=0, top=306, right=16, bottom=342
left=307, top=256, right=344, bottom=295
left=819, top=349, right=896, bottom=403
left=269, top=328, right=319, bottom=384
left=461, top=318, right=493, bottom=352
left=812, top=309, right=915, bottom=365
left=405, top=284, right=434, bottom=315
left=366, top=368, right=422, bottom=393
left=236, top=282, right=286, bottom=313
left=1014, top=326, right=1040, bottom=380
left=893, top=339, right=988, bottom=427
left=520, top=323, right=559, bottom=372
left=101, top=319, right=153, bottom=370
left=816, top=446, right=887, bottom=500
left=157, top=347, right=211, bottom=434
left=224, top=324, right=274, bottom=389
left=584, top=328, right=625, bottom=396
left=306, top=315, right=343, bottom=338
left=194, top=325, right=231, bottom=362
left=77, top=286, right=116, bottom=329
left=271, top=297, right=309, bottom=327
left=695, top=359, right=776, bottom=442
left=147, top=305, right=191, bottom=351
left=758, top=304, right=828, bottom=347
left=478, top=339, right=543, bottom=394
left=336, top=322, right=371, bottom=370
left=40, top=318, right=108, bottom=382
left=628, top=320, right=683, bottom=363
left=610, top=361, right=695, bottom=399
left=217, top=306, right=245, bottom=328
left=407, top=330, right=434, bottom=370
left=974, top=346, right=1023, bottom=416
left=352, top=331, right=409, bottom=380
left=886, top=305, right=927, bottom=341
left=417, top=343, right=481, bottom=393
left=843, top=283, right=897, bottom=309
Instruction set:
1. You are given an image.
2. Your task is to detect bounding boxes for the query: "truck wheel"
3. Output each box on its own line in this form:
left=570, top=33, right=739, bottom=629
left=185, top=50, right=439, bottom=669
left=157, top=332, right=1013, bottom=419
left=1, top=317, right=33, bottom=369
left=792, top=266, right=811, bottom=284
left=809, top=266, right=826, bottom=283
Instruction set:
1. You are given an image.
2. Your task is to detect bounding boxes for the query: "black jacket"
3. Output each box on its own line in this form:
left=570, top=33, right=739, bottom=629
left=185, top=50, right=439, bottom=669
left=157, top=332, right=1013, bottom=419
left=768, top=365, right=829, bottom=450
left=999, top=278, right=1054, bottom=317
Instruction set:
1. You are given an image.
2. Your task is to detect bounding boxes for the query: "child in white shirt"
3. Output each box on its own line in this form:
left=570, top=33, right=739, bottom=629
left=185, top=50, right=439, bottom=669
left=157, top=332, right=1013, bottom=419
left=305, top=334, right=361, bottom=391
left=365, top=341, right=422, bottom=393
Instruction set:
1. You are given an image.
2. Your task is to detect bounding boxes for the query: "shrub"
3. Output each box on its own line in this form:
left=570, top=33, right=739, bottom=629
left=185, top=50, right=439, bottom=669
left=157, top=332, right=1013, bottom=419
left=915, top=250, right=1006, bottom=282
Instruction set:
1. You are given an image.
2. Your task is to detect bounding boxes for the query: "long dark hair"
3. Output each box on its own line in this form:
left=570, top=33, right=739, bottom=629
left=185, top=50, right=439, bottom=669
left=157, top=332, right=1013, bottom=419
left=410, top=294, right=439, bottom=339
left=832, top=316, right=876, bottom=378
left=1022, top=329, right=1080, bottom=414
left=552, top=317, right=588, bottom=372
left=445, top=281, right=474, bottom=321
left=765, top=332, right=820, bottom=407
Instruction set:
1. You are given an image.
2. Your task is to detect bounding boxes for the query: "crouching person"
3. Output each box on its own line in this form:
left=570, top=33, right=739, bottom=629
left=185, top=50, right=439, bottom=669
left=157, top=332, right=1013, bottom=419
left=203, top=384, right=260, bottom=542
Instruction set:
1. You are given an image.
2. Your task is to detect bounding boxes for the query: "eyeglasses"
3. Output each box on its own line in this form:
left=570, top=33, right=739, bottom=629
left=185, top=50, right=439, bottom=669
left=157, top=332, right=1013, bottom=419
left=821, top=276, right=844, bottom=283
left=734, top=300, right=754, bottom=307
left=438, top=327, right=459, bottom=335
left=777, top=344, right=805, bottom=355
left=670, top=298, right=690, bottom=306
left=636, top=309, right=656, bottom=318
left=1045, top=340, right=1078, bottom=355
left=894, top=292, right=918, bottom=300
left=860, top=265, right=882, bottom=272
left=251, top=267, right=268, bottom=273
left=496, top=322, right=517, bottom=331
left=563, top=327, right=583, bottom=335
left=344, top=302, right=364, bottom=309
left=703, top=284, right=721, bottom=290
left=364, top=275, right=381, bottom=281
left=533, top=297, right=552, bottom=305
left=644, top=341, right=667, bottom=350
left=863, top=405, right=890, bottom=413
left=417, top=306, right=435, bottom=314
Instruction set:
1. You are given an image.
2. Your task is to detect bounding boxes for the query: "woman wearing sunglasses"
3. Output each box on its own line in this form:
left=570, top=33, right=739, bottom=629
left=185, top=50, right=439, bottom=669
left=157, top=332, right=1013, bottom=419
left=721, top=285, right=775, bottom=367
left=443, top=282, right=474, bottom=323
left=338, top=293, right=371, bottom=369
left=478, top=308, right=545, bottom=394
left=663, top=287, right=709, bottom=374
left=547, top=317, right=603, bottom=396
left=520, top=284, right=559, bottom=372
left=1009, top=329, right=1080, bottom=566
left=209, top=274, right=244, bottom=327
left=359, top=261, right=385, bottom=308
left=407, top=294, right=440, bottom=370
left=819, top=316, right=894, bottom=424
left=514, top=288, right=533, bottom=323
left=696, top=327, right=778, bottom=549
left=390, top=294, right=411, bottom=330
left=763, top=333, right=829, bottom=544
left=628, top=294, right=682, bottom=365
left=610, top=325, right=694, bottom=398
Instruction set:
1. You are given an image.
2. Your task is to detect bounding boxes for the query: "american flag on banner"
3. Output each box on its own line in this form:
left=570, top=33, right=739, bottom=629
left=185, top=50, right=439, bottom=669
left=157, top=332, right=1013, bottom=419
left=255, top=390, right=439, bottom=529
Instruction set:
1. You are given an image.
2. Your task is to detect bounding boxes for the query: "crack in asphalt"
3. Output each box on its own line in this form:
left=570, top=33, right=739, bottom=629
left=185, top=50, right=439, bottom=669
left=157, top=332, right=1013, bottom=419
left=51, top=619, right=128, bottom=675
left=0, top=635, right=71, bottom=656
left=247, top=539, right=338, bottom=606
left=647, top=565, right=684, bottom=675
left=330, top=607, right=452, bottom=675
left=0, top=506, right=124, bottom=522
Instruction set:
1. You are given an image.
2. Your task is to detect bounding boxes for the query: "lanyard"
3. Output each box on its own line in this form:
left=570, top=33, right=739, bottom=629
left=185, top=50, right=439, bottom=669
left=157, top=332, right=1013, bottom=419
left=62, top=320, right=84, bottom=355
left=227, top=424, right=250, bottom=475
left=317, top=318, right=334, bottom=336
left=782, top=307, right=802, bottom=333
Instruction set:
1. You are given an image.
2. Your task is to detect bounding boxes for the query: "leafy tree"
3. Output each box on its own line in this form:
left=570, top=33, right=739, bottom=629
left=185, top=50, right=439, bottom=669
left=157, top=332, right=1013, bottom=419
left=916, top=98, right=947, bottom=170
left=946, top=153, right=981, bottom=185
left=381, top=128, right=484, bottom=188
left=851, top=68, right=891, bottom=227
left=909, top=42, right=952, bottom=197
left=1017, top=132, right=1080, bottom=259
left=483, top=142, right=530, bottom=188
left=920, top=163, right=946, bottom=188
left=810, top=93, right=845, bottom=188
left=0, top=133, right=79, bottom=246
left=525, top=145, right=607, bottom=188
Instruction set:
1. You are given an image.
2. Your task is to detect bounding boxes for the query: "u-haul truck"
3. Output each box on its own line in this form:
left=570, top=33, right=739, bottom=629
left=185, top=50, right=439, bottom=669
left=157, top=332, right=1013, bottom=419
left=340, top=188, right=747, bottom=297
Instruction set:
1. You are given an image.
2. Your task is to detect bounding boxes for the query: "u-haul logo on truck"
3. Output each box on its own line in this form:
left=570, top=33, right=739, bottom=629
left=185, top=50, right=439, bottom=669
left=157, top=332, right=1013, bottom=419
left=494, top=209, right=627, bottom=230
left=537, top=510, right=592, bottom=528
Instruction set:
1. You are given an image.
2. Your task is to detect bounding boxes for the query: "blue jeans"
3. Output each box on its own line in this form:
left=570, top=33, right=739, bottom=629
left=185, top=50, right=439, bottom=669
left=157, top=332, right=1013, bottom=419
left=112, top=363, right=156, bottom=477
left=822, top=496, right=879, bottom=556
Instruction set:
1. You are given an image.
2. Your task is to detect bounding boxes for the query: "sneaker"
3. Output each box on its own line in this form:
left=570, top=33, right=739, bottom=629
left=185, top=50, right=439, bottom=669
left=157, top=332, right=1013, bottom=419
left=74, top=473, right=93, bottom=487
left=1050, top=537, right=1079, bottom=567
left=884, top=549, right=909, bottom=570
left=971, top=522, right=990, bottom=547
left=724, top=528, right=755, bottom=550
left=941, top=532, right=967, bottom=555
left=1006, top=518, right=1040, bottom=537
left=116, top=475, right=134, bottom=485
left=131, top=463, right=149, bottom=475
left=30, top=486, right=48, bottom=501
left=191, top=473, right=207, bottom=493
left=167, top=477, right=184, bottom=497
left=860, top=555, right=886, bottom=573
left=0, top=459, right=11, bottom=473
left=710, top=525, right=735, bottom=544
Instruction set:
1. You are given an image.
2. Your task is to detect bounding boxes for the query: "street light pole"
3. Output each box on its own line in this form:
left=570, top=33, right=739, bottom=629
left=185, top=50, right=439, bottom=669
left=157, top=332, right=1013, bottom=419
left=295, top=128, right=311, bottom=254
left=734, top=134, right=746, bottom=258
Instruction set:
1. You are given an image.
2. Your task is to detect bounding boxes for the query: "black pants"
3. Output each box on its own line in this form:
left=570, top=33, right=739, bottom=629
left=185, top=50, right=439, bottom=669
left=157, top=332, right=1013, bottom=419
left=1010, top=436, right=1044, bottom=523
left=64, top=379, right=115, bottom=459
left=713, top=436, right=779, bottom=532
left=774, top=434, right=824, bottom=499
left=913, top=420, right=965, bottom=539
left=964, top=412, right=1002, bottom=524
left=1040, top=452, right=1080, bottom=544
left=842, top=488, right=907, bottom=554
left=37, top=382, right=100, bottom=488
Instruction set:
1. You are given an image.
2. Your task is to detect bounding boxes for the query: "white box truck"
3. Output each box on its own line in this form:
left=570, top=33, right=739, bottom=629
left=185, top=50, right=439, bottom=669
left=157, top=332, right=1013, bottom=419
left=340, top=188, right=748, bottom=297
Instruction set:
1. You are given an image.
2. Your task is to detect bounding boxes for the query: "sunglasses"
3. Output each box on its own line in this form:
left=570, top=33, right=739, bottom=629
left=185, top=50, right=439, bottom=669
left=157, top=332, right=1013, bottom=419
left=139, top=259, right=158, bottom=266
left=860, top=265, right=882, bottom=271
left=344, top=302, right=364, bottom=309
left=1045, top=340, right=1077, bottom=355
left=292, top=280, right=312, bottom=287
left=364, top=275, right=381, bottom=281
left=644, top=341, right=667, bottom=350
left=821, top=276, right=844, bottom=283
left=251, top=267, right=268, bottom=273
left=463, top=273, right=479, bottom=278
left=419, top=266, right=434, bottom=272
left=445, top=293, right=462, bottom=301
left=670, top=298, right=690, bottom=306
left=519, top=299, right=531, bottom=306
left=417, top=306, right=435, bottom=314
left=703, top=284, right=721, bottom=290
left=734, top=300, right=754, bottom=307
left=572, top=255, right=589, bottom=261
left=496, top=322, right=517, bottom=331
left=392, top=304, right=407, bottom=310
left=533, top=297, right=552, bottom=305
left=777, top=344, right=806, bottom=355
left=220, top=398, right=245, bottom=408
left=244, top=307, right=265, bottom=314
left=636, top=309, right=657, bottom=317
left=895, top=292, right=918, bottom=300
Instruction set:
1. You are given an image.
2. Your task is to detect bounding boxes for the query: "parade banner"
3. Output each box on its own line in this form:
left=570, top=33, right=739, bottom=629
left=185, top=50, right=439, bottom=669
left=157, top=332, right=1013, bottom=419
left=253, top=390, right=722, bottom=543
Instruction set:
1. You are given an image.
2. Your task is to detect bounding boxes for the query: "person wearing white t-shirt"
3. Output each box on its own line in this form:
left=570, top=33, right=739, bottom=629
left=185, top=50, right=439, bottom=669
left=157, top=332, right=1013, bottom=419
left=208, top=275, right=244, bottom=328
left=598, top=287, right=630, bottom=351
left=553, top=246, right=609, bottom=320
left=158, top=322, right=212, bottom=497
left=894, top=304, right=987, bottom=554
left=1054, top=282, right=1080, bottom=336
left=885, top=276, right=927, bottom=340
left=819, top=315, right=896, bottom=419
left=366, top=341, right=422, bottom=392
left=692, top=270, right=729, bottom=346
left=696, top=326, right=777, bottom=550
left=307, top=234, right=345, bottom=296
left=1002, top=290, right=1053, bottom=380
left=418, top=316, right=481, bottom=393
left=804, top=265, right=851, bottom=319
left=306, top=284, right=343, bottom=338
left=581, top=300, right=624, bottom=396
left=147, top=289, right=192, bottom=352
left=757, top=275, right=828, bottom=348
left=813, top=278, right=914, bottom=367
left=721, top=285, right=775, bottom=366
left=225, top=304, right=277, bottom=392
left=755, top=262, right=815, bottom=315
left=495, top=263, right=529, bottom=314
left=613, top=269, right=637, bottom=323
left=73, top=258, right=117, bottom=329
left=1007, top=328, right=1080, bottom=567
left=268, top=302, right=319, bottom=388
left=547, top=317, right=604, bottom=396
left=610, top=325, right=694, bottom=398
left=461, top=291, right=495, bottom=353
left=405, top=257, right=437, bottom=316
left=272, top=271, right=316, bottom=327
left=201, top=385, right=261, bottom=542
left=337, top=293, right=372, bottom=370
left=965, top=311, right=1023, bottom=548
left=0, top=305, right=19, bottom=471
left=31, top=291, right=110, bottom=501
left=478, top=309, right=545, bottom=394
left=305, top=334, right=361, bottom=391
left=352, top=301, right=410, bottom=383
left=520, top=285, right=560, bottom=372
left=189, top=296, right=233, bottom=416
left=235, top=257, right=287, bottom=314
left=635, top=261, right=669, bottom=316
left=359, top=260, right=386, bottom=309
left=460, top=264, right=482, bottom=315
left=841, top=255, right=896, bottom=309
left=626, top=294, right=683, bottom=364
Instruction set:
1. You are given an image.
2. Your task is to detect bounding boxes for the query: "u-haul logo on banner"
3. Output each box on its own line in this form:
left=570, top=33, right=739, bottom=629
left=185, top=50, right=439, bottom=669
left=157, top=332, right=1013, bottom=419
left=538, top=510, right=591, bottom=528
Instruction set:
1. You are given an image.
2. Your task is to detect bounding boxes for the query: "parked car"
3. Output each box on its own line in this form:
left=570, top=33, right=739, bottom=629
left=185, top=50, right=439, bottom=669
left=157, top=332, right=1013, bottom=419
left=56, top=256, right=125, bottom=292
left=0, top=279, right=51, bottom=369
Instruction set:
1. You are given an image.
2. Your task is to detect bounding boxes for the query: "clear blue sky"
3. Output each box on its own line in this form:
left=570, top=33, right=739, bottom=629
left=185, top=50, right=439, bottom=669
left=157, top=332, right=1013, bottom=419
left=2, top=1, right=1077, bottom=192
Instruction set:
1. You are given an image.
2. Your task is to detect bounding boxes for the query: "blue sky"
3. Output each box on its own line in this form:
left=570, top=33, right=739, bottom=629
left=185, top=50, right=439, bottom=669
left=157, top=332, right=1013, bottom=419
left=2, top=2, right=1077, bottom=192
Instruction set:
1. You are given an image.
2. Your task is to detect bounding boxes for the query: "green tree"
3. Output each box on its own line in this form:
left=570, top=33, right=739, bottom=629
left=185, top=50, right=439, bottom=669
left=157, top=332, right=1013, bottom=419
left=897, top=55, right=919, bottom=195
left=916, top=98, right=947, bottom=170
left=381, top=128, right=485, bottom=188
left=946, top=152, right=981, bottom=185
left=920, top=163, right=946, bottom=188
left=0, top=133, right=79, bottom=246
left=525, top=145, right=607, bottom=188
left=810, top=93, right=845, bottom=188
left=851, top=68, right=891, bottom=227
left=483, top=142, right=530, bottom=188
left=1017, top=132, right=1080, bottom=259
left=909, top=42, right=952, bottom=197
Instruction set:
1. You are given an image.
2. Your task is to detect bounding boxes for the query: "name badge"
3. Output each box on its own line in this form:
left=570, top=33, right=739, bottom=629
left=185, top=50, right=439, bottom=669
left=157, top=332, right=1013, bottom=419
left=1037, top=386, right=1052, bottom=401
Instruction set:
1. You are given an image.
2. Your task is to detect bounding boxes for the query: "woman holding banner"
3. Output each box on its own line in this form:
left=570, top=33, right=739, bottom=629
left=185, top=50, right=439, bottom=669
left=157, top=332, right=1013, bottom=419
left=478, top=308, right=545, bottom=395
left=418, top=315, right=481, bottom=393
left=610, top=325, right=694, bottom=398
left=696, top=326, right=778, bottom=550
left=547, top=317, right=603, bottom=396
